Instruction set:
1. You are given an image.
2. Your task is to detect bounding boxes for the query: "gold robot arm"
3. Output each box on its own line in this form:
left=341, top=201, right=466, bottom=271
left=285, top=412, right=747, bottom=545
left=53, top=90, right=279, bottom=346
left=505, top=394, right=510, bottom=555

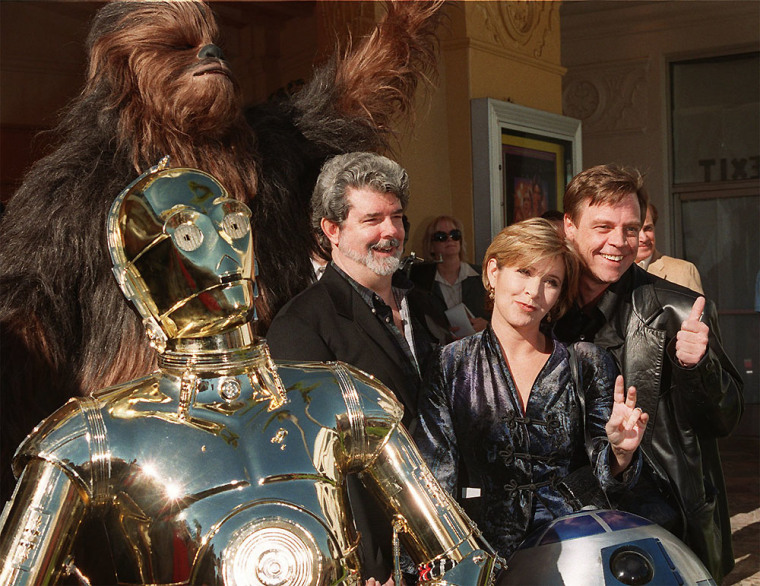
left=334, top=363, right=500, bottom=585
left=0, top=458, right=88, bottom=586
left=1, top=395, right=108, bottom=585
left=360, top=424, right=498, bottom=585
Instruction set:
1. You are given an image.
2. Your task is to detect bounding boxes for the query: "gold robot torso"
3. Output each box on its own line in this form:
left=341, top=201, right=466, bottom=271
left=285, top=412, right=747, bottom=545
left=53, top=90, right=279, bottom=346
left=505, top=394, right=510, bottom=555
left=11, top=350, right=403, bottom=586
left=2, top=163, right=501, bottom=586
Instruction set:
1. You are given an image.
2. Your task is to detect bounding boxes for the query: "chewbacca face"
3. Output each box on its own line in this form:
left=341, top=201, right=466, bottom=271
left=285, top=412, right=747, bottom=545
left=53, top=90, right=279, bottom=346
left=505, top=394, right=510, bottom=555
left=89, top=1, right=242, bottom=138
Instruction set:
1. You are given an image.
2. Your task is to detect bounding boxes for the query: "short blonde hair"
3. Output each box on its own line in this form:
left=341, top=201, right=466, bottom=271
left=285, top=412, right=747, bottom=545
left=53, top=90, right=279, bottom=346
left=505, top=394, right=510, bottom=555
left=482, top=218, right=580, bottom=321
left=422, top=215, right=466, bottom=261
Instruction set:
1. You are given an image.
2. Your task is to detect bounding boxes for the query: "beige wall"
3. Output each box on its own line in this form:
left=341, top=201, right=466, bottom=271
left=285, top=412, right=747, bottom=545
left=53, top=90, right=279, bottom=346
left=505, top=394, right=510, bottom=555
left=398, top=1, right=565, bottom=261
left=561, top=0, right=760, bottom=253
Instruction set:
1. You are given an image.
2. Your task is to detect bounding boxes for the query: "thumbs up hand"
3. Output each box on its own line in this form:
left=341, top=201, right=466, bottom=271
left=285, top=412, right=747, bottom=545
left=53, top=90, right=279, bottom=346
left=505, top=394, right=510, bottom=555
left=675, top=296, right=709, bottom=368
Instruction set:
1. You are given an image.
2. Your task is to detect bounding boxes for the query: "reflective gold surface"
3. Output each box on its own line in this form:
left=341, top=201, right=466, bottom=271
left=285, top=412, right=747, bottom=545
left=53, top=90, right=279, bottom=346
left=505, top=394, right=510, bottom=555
left=0, top=460, right=86, bottom=585
left=0, top=165, right=501, bottom=584
left=0, top=350, right=501, bottom=585
left=107, top=163, right=255, bottom=346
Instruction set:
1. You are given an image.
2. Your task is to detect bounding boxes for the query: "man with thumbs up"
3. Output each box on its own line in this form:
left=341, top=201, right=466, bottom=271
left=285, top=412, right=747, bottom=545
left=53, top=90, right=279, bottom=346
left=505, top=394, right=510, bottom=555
left=555, top=164, right=743, bottom=583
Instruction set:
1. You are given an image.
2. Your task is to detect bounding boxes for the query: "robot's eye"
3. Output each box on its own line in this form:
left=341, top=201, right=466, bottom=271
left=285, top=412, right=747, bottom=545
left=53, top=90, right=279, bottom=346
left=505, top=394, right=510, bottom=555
left=173, top=222, right=204, bottom=252
left=221, top=212, right=250, bottom=239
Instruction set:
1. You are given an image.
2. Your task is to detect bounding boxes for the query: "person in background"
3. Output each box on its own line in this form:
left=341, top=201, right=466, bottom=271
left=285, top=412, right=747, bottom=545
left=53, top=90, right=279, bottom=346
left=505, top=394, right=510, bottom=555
left=540, top=209, right=566, bottom=236
left=414, top=218, right=647, bottom=562
left=310, top=243, right=331, bottom=282
left=556, top=164, right=743, bottom=582
left=636, top=202, right=704, bottom=293
left=410, top=215, right=490, bottom=335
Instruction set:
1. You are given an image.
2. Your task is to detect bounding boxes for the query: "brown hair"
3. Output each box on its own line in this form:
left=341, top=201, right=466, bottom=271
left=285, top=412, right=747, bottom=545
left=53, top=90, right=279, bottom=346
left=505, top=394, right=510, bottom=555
left=563, top=164, right=648, bottom=225
left=482, top=218, right=580, bottom=321
left=647, top=202, right=659, bottom=226
left=422, top=215, right=466, bottom=261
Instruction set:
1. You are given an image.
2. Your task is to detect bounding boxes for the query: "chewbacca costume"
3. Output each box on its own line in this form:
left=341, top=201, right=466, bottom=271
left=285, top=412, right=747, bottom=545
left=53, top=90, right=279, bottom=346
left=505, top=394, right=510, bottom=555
left=0, top=0, right=442, bottom=527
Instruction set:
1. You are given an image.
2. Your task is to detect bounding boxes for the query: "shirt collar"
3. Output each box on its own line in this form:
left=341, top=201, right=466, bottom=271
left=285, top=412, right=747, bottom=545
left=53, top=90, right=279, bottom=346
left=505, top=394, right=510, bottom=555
left=311, top=257, right=328, bottom=280
left=330, top=261, right=411, bottom=308
left=554, top=265, right=633, bottom=348
left=433, top=262, right=479, bottom=287
left=587, top=267, right=633, bottom=352
left=637, top=255, right=653, bottom=270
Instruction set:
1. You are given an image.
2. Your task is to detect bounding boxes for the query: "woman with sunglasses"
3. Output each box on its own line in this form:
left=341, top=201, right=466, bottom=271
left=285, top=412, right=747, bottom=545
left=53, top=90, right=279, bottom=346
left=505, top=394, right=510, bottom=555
left=413, top=218, right=647, bottom=563
left=410, top=215, right=490, bottom=335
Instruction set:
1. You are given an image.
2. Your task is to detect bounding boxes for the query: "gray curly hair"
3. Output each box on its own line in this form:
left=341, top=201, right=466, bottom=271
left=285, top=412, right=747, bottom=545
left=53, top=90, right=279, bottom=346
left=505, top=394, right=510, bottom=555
left=311, top=152, right=409, bottom=248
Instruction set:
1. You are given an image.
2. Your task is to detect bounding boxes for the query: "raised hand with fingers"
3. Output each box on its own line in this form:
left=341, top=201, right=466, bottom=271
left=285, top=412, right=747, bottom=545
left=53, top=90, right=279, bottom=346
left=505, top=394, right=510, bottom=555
left=605, top=375, right=649, bottom=476
left=675, top=296, right=710, bottom=368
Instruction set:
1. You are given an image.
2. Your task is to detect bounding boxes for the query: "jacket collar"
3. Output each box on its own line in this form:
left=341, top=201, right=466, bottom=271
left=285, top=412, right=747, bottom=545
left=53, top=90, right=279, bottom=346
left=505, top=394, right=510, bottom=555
left=626, top=264, right=666, bottom=326
left=596, top=264, right=664, bottom=324
left=319, top=263, right=357, bottom=320
left=318, top=263, right=421, bottom=381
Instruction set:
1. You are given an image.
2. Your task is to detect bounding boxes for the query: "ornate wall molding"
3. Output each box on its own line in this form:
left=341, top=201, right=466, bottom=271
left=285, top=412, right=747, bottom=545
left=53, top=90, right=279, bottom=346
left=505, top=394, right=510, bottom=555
left=562, top=59, right=650, bottom=135
left=468, top=1, right=558, bottom=61
left=561, top=1, right=760, bottom=44
left=443, top=37, right=566, bottom=77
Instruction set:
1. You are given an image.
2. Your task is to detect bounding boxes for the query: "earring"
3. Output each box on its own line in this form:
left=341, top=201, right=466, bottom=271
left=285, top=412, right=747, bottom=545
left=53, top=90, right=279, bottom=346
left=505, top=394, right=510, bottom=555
left=488, top=287, right=495, bottom=300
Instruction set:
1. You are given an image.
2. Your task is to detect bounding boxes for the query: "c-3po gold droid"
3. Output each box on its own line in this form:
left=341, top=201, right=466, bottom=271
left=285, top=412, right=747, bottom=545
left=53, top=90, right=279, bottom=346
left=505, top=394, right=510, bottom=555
left=0, top=161, right=502, bottom=585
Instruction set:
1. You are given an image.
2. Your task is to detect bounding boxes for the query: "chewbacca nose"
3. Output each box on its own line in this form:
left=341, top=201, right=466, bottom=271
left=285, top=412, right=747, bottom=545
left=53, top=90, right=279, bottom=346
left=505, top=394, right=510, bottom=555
left=198, top=44, right=225, bottom=60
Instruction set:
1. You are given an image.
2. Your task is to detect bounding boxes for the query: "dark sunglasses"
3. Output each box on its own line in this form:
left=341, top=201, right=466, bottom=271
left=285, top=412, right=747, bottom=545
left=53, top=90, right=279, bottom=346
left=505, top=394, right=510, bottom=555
left=431, top=229, right=462, bottom=243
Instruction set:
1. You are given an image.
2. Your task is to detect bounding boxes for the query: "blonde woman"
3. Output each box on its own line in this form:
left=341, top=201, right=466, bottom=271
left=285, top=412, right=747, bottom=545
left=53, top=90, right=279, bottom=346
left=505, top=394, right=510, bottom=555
left=414, top=218, right=648, bottom=561
left=410, top=215, right=489, bottom=334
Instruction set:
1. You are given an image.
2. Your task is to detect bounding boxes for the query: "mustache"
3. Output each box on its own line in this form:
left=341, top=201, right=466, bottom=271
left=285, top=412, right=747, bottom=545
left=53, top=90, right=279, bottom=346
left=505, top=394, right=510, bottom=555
left=370, top=238, right=401, bottom=251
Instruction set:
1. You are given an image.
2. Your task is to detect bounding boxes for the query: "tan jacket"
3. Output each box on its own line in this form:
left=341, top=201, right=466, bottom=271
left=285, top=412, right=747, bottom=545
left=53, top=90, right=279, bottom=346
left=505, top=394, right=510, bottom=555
left=643, top=250, right=704, bottom=293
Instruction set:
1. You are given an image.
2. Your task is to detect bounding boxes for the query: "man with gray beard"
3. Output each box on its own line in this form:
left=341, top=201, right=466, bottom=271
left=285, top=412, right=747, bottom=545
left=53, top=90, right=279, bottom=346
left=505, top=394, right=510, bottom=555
left=268, top=152, right=445, bottom=429
left=266, top=152, right=447, bottom=582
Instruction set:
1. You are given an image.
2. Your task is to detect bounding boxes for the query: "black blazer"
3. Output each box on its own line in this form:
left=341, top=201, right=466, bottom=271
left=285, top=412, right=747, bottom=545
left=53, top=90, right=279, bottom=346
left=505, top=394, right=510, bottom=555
left=266, top=263, right=445, bottom=581
left=266, top=264, right=442, bottom=426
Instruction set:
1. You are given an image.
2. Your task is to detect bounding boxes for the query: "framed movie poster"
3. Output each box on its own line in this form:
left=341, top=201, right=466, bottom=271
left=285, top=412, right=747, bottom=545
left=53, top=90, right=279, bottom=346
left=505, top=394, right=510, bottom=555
left=471, top=99, right=582, bottom=260
left=502, top=132, right=569, bottom=226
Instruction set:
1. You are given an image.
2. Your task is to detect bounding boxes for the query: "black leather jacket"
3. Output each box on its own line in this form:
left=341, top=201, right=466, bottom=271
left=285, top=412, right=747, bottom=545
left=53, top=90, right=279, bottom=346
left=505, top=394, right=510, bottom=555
left=556, top=265, right=744, bottom=583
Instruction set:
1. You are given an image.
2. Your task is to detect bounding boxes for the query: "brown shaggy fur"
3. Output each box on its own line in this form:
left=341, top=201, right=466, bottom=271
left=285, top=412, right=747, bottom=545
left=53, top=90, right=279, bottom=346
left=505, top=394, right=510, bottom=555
left=0, top=0, right=442, bottom=509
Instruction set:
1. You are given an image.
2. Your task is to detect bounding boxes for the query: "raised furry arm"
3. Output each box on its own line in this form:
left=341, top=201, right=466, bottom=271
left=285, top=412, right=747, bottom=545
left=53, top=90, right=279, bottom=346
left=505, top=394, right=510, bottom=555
left=292, top=0, right=444, bottom=152
left=334, top=0, right=444, bottom=131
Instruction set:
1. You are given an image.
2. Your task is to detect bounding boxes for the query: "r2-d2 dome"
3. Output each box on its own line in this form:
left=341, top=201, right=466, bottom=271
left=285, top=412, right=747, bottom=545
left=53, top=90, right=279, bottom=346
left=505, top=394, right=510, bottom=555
left=498, top=509, right=715, bottom=586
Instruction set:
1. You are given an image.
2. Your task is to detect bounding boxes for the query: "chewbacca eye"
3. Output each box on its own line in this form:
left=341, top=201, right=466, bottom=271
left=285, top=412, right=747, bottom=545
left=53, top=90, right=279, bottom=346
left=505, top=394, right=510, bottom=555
left=221, top=212, right=250, bottom=239
left=173, top=223, right=204, bottom=252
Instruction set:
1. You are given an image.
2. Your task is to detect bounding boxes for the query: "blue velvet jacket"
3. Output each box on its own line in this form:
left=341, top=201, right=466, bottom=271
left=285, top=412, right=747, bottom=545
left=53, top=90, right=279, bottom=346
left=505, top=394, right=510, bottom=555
left=414, top=327, right=640, bottom=560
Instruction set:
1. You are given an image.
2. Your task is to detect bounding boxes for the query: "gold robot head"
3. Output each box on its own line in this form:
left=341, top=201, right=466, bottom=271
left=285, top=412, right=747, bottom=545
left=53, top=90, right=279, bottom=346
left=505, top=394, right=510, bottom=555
left=108, top=159, right=255, bottom=352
